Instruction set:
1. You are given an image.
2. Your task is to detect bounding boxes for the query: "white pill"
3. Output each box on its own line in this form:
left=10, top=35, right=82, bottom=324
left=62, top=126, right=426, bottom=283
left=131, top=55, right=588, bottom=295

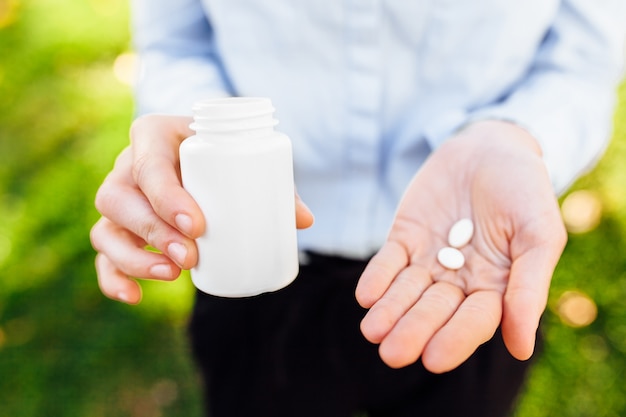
left=437, top=247, right=465, bottom=270
left=448, top=218, right=474, bottom=248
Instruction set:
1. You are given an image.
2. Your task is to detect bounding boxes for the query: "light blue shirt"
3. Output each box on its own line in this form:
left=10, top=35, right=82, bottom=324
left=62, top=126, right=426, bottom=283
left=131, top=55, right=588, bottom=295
left=131, top=0, right=626, bottom=259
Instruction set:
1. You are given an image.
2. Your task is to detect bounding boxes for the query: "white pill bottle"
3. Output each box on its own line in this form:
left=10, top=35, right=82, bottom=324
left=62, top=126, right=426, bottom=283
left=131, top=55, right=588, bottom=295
left=179, top=97, right=299, bottom=297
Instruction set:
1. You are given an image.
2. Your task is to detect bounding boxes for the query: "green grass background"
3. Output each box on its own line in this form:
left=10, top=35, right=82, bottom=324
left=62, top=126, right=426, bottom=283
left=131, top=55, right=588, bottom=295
left=0, top=1, right=625, bottom=416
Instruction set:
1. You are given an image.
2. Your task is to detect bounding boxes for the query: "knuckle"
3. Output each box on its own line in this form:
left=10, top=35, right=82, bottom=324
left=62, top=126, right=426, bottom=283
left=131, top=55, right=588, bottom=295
left=131, top=151, right=152, bottom=185
left=89, top=219, right=106, bottom=251
left=94, top=181, right=116, bottom=214
left=129, top=114, right=156, bottom=142
left=137, top=219, right=162, bottom=248
left=94, top=151, right=132, bottom=215
left=149, top=192, right=171, bottom=216
left=94, top=254, right=115, bottom=294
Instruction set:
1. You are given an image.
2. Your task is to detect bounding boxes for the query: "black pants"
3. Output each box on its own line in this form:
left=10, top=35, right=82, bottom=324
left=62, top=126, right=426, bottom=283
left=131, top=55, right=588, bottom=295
left=189, top=252, right=535, bottom=417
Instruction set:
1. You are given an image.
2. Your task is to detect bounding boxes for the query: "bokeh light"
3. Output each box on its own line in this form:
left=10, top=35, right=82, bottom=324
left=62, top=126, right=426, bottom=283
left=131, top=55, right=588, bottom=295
left=556, top=290, right=598, bottom=328
left=561, top=190, right=603, bottom=234
left=113, top=52, right=138, bottom=87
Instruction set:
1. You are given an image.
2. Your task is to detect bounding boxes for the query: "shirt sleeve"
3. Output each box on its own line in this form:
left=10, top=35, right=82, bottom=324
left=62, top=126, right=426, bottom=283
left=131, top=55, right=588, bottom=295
left=466, top=0, right=626, bottom=194
left=131, top=0, right=232, bottom=116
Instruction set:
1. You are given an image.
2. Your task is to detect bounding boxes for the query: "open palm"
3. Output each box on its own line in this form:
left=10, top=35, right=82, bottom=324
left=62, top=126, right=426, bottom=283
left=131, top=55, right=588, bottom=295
left=356, top=121, right=567, bottom=373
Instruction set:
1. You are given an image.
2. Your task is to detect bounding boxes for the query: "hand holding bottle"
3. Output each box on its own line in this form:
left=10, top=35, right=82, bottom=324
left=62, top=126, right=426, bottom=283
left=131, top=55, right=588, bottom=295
left=90, top=113, right=314, bottom=304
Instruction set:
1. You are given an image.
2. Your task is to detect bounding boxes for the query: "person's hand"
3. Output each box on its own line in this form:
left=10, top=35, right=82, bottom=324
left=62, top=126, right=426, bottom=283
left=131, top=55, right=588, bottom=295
left=90, top=114, right=314, bottom=304
left=355, top=120, right=567, bottom=373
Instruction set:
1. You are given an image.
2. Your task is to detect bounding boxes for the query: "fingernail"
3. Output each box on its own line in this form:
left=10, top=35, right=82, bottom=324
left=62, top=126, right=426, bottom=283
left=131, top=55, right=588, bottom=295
left=168, top=242, right=188, bottom=266
left=150, top=264, right=174, bottom=279
left=175, top=213, right=193, bottom=236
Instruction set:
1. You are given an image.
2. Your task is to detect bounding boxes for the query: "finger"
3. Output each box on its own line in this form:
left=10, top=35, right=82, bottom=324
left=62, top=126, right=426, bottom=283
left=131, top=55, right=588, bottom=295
left=130, top=115, right=205, bottom=238
left=422, top=290, right=502, bottom=373
left=95, top=253, right=142, bottom=304
left=378, top=281, right=465, bottom=368
left=501, top=247, right=560, bottom=360
left=355, top=240, right=409, bottom=308
left=95, top=172, right=197, bottom=269
left=360, top=264, right=432, bottom=343
left=502, top=216, right=566, bottom=360
left=295, top=192, right=314, bottom=229
left=91, top=218, right=181, bottom=281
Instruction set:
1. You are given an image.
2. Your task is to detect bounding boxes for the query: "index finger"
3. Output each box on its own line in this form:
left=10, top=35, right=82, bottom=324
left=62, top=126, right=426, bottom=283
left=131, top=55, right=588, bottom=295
left=355, top=240, right=409, bottom=308
left=130, top=114, right=205, bottom=238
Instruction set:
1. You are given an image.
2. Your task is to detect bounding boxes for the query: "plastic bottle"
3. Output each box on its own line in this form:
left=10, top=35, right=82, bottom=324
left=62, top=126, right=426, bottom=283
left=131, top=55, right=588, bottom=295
left=179, top=97, right=299, bottom=297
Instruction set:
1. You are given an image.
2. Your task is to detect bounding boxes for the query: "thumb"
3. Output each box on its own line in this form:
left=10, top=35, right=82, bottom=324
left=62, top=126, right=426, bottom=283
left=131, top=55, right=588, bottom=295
left=502, top=222, right=566, bottom=360
left=295, top=191, right=314, bottom=229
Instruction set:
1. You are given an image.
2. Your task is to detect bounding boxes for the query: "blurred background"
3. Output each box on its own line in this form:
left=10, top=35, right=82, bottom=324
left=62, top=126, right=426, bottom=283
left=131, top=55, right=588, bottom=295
left=0, top=1, right=625, bottom=416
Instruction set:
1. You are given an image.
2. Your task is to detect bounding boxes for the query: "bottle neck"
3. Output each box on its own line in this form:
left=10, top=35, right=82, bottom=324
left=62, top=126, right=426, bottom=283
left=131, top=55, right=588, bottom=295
left=190, top=97, right=278, bottom=140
